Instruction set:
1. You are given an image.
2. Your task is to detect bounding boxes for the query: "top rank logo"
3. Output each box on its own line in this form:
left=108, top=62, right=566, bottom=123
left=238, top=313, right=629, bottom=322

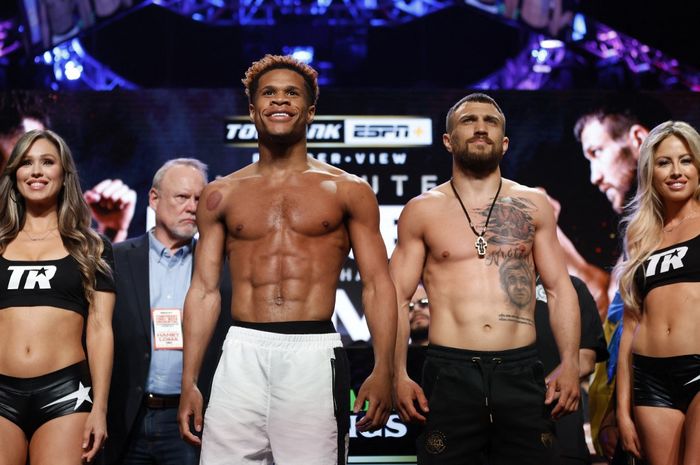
left=225, top=116, right=432, bottom=147
left=7, top=265, right=56, bottom=290
left=225, top=118, right=344, bottom=145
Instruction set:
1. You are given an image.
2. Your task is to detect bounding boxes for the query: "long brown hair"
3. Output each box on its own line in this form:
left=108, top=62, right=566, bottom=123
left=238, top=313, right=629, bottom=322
left=0, top=129, right=111, bottom=303
left=615, top=121, right=700, bottom=314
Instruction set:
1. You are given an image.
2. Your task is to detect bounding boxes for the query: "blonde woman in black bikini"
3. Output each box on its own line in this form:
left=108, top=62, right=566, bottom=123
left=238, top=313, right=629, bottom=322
left=616, top=121, right=700, bottom=465
left=0, top=129, right=115, bottom=464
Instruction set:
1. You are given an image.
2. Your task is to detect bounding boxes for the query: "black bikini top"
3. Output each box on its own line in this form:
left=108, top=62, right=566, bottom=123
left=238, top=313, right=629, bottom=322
left=634, top=233, right=700, bottom=300
left=0, top=242, right=115, bottom=318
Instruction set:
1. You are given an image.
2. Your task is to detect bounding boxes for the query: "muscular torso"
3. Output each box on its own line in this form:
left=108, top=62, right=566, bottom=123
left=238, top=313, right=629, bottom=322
left=421, top=182, right=540, bottom=350
left=220, top=164, right=353, bottom=322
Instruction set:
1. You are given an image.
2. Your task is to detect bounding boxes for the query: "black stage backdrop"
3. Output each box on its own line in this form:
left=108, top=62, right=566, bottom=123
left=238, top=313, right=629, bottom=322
left=41, top=89, right=699, bottom=341
left=12, top=89, right=700, bottom=463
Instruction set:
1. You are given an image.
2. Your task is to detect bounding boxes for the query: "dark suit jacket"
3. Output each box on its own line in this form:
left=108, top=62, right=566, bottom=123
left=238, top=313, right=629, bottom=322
left=101, top=234, right=232, bottom=465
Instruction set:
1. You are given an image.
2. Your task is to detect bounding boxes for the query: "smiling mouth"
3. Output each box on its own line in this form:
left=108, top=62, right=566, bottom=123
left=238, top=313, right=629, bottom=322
left=266, top=110, right=294, bottom=118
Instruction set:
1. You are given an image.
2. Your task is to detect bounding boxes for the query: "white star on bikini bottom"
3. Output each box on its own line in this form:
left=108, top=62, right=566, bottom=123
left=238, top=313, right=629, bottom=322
left=42, top=382, right=93, bottom=410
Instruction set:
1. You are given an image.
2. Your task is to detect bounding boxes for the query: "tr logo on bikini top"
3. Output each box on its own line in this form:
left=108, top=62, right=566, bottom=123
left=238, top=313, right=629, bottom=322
left=645, top=246, right=688, bottom=277
left=6, top=265, right=57, bottom=290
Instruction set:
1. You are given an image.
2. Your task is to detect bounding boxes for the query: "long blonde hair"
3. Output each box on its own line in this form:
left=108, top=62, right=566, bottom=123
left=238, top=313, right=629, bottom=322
left=0, top=129, right=111, bottom=303
left=616, top=121, right=700, bottom=314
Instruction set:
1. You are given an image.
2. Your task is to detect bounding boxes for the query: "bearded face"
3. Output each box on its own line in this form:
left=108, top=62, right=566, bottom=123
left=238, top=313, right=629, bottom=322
left=443, top=101, right=508, bottom=176
left=452, top=133, right=506, bottom=175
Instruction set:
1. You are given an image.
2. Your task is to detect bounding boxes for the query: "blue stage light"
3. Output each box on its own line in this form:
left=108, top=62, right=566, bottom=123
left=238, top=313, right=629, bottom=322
left=283, top=46, right=314, bottom=64
left=64, top=60, right=83, bottom=80
left=572, top=13, right=586, bottom=41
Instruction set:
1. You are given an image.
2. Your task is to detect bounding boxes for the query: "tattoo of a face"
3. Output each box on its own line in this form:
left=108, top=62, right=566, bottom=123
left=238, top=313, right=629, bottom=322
left=499, top=257, right=535, bottom=310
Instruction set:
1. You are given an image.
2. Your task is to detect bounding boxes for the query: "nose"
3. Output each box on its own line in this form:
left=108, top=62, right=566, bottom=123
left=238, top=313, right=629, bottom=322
left=185, top=197, right=198, bottom=212
left=589, top=162, right=604, bottom=187
left=474, top=120, right=487, bottom=135
left=670, top=160, right=682, bottom=177
left=30, top=161, right=43, bottom=177
left=271, top=94, right=289, bottom=105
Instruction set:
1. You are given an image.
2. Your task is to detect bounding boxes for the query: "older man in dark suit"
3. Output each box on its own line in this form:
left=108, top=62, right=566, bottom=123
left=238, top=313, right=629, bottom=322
left=101, top=158, right=231, bottom=465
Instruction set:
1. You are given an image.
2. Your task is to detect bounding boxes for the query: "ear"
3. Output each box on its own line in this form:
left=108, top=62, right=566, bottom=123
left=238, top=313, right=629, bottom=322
left=442, top=133, right=453, bottom=153
left=248, top=103, right=255, bottom=122
left=306, top=104, right=316, bottom=124
left=502, top=136, right=509, bottom=154
left=148, top=187, right=159, bottom=211
left=628, top=124, right=649, bottom=157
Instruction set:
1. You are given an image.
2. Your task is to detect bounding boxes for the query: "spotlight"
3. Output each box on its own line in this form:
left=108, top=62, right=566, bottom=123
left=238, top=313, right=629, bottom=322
left=531, top=36, right=565, bottom=74
left=571, top=13, right=586, bottom=41
left=283, top=46, right=314, bottom=64
left=64, top=60, right=83, bottom=80
left=43, top=37, right=135, bottom=89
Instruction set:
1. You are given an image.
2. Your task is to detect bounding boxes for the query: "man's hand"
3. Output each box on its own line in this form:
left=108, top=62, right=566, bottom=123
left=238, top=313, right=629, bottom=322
left=544, top=362, right=580, bottom=419
left=178, top=385, right=204, bottom=446
left=354, top=369, right=392, bottom=432
left=84, top=179, right=136, bottom=243
left=393, top=373, right=429, bottom=424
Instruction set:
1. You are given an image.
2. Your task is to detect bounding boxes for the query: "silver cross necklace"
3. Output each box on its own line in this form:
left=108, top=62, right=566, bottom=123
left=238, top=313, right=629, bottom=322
left=449, top=177, right=502, bottom=258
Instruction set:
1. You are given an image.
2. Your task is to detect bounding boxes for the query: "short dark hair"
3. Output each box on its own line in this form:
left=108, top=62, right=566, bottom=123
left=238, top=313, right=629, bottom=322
left=573, top=96, right=669, bottom=143
left=573, top=108, right=640, bottom=143
left=242, top=54, right=319, bottom=106
left=445, top=93, right=506, bottom=133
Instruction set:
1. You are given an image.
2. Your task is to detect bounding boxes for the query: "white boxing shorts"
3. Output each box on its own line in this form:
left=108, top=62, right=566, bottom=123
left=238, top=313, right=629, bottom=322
left=200, top=321, right=350, bottom=465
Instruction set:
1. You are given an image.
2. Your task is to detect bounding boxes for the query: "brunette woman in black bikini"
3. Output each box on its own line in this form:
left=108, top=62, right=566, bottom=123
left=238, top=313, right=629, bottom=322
left=0, top=129, right=115, bottom=464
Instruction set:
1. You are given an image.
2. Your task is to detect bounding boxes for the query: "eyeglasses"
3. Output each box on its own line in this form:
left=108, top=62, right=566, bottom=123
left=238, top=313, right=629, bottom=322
left=408, top=298, right=429, bottom=311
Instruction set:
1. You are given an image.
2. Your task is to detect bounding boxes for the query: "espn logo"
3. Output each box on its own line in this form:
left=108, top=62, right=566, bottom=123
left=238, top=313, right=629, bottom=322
left=345, top=117, right=432, bottom=146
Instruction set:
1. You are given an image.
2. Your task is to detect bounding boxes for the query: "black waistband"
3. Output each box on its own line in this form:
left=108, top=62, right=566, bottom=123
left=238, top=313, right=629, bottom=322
left=0, top=360, right=90, bottom=389
left=233, top=319, right=336, bottom=334
left=427, top=344, right=538, bottom=364
left=633, top=353, right=700, bottom=368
